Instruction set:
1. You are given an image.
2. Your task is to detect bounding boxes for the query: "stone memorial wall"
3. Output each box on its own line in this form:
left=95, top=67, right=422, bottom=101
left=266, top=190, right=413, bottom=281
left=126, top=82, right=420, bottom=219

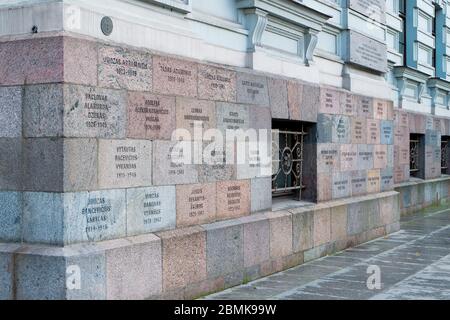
left=0, top=34, right=448, bottom=300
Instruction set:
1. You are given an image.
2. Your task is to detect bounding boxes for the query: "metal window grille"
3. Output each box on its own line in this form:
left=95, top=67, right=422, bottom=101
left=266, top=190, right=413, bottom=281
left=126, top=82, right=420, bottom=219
left=442, top=139, right=449, bottom=172
left=410, top=137, right=420, bottom=175
left=272, top=125, right=307, bottom=200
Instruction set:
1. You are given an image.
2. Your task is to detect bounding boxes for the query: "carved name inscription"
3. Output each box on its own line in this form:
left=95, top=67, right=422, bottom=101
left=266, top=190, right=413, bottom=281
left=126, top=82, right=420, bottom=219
left=348, top=31, right=387, bottom=73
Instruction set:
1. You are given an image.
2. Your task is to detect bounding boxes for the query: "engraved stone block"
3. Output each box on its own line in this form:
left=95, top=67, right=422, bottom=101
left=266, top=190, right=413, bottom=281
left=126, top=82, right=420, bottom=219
left=98, top=139, right=152, bottom=189
left=127, top=92, right=176, bottom=140
left=357, top=144, right=374, bottom=170
left=347, top=31, right=387, bottom=73
left=351, top=170, right=367, bottom=196
left=356, top=95, right=373, bottom=119
left=99, top=45, right=152, bottom=91
left=152, top=140, right=199, bottom=185
left=176, top=183, right=216, bottom=227
left=394, top=109, right=409, bottom=128
left=333, top=115, right=351, bottom=144
left=367, top=169, right=381, bottom=194
left=236, top=73, right=269, bottom=106
left=216, top=180, right=250, bottom=220
left=197, top=141, right=236, bottom=182
left=0, top=87, right=22, bottom=138
left=317, top=114, right=333, bottom=143
left=64, top=85, right=127, bottom=138
left=332, top=172, right=351, bottom=199
left=153, top=56, right=198, bottom=97
left=317, top=144, right=340, bottom=174
left=394, top=145, right=409, bottom=166
left=340, top=144, right=358, bottom=172
left=373, top=99, right=388, bottom=120
left=216, top=102, right=250, bottom=133
left=374, top=144, right=388, bottom=169
left=268, top=78, right=288, bottom=119
left=64, top=189, right=127, bottom=244
left=380, top=120, right=394, bottom=145
left=126, top=186, right=176, bottom=236
left=367, top=119, right=380, bottom=144
left=320, top=87, right=340, bottom=115
left=176, top=97, right=215, bottom=139
left=380, top=167, right=394, bottom=192
left=340, top=91, right=356, bottom=116
left=351, top=117, right=367, bottom=144
left=198, top=64, right=236, bottom=102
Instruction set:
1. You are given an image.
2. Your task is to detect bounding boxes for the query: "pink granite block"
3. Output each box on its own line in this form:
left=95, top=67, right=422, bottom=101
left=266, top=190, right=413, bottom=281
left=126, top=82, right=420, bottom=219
left=176, top=183, right=216, bottom=227
left=367, top=169, right=381, bottom=194
left=340, top=144, right=358, bottom=172
left=64, top=37, right=98, bottom=86
left=340, top=91, right=356, bottom=116
left=268, top=78, right=288, bottom=119
left=317, top=173, right=332, bottom=202
left=157, top=226, right=207, bottom=291
left=266, top=211, right=293, bottom=259
left=373, top=144, right=388, bottom=169
left=0, top=37, right=63, bottom=86
left=243, top=216, right=270, bottom=267
left=287, top=80, right=302, bottom=120
left=331, top=205, right=347, bottom=241
left=198, top=64, right=236, bottom=102
left=153, top=56, right=198, bottom=97
left=352, top=118, right=367, bottom=144
left=98, top=45, right=152, bottom=91
left=127, top=92, right=176, bottom=140
left=313, top=208, right=331, bottom=247
left=216, top=180, right=250, bottom=220
left=176, top=97, right=216, bottom=138
left=373, top=99, right=388, bottom=120
left=367, top=119, right=381, bottom=144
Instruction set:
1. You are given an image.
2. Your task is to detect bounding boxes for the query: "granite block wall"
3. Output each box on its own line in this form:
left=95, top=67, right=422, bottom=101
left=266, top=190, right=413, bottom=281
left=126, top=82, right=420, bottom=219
left=1, top=33, right=448, bottom=299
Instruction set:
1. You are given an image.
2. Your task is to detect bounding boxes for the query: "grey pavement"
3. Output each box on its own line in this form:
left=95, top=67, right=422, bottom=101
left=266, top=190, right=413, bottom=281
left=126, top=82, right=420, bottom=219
left=204, top=205, right=450, bottom=300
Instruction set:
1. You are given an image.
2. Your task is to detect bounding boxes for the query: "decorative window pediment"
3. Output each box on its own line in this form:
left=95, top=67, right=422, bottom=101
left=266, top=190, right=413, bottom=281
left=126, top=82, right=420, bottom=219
left=237, top=0, right=331, bottom=65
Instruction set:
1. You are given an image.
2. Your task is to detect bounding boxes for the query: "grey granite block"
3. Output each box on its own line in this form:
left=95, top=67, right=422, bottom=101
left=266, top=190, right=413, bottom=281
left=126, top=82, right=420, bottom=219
left=0, top=138, right=22, bottom=191
left=0, top=192, right=22, bottom=242
left=251, top=177, right=272, bottom=213
left=236, top=72, right=269, bottom=106
left=0, top=86, right=22, bottom=138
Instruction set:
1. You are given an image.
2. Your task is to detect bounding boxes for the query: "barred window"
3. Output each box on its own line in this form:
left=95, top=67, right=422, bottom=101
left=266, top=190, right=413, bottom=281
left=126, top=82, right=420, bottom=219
left=410, top=134, right=424, bottom=178
left=272, top=120, right=316, bottom=202
left=442, top=136, right=449, bottom=174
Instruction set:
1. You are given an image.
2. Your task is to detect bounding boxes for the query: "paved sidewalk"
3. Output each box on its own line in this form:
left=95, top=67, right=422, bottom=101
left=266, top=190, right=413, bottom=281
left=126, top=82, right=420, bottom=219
left=205, top=205, right=450, bottom=300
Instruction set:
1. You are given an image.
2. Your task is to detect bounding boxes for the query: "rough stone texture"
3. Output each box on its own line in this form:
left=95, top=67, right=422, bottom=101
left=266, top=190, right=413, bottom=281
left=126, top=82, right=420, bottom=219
left=340, top=144, right=358, bottom=172
left=347, top=199, right=379, bottom=235
left=197, top=141, right=236, bottom=183
left=287, top=80, right=302, bottom=120
left=64, top=139, right=98, bottom=192
left=352, top=118, right=367, bottom=144
left=0, top=252, right=13, bottom=300
left=63, top=189, right=127, bottom=245
left=64, top=37, right=98, bottom=86
left=317, top=143, right=340, bottom=174
left=198, top=64, right=236, bottom=102
left=331, top=205, right=347, bottom=241
left=216, top=102, right=250, bottom=133
left=216, top=180, right=251, bottom=220
left=98, top=139, right=152, bottom=189
left=317, top=114, right=333, bottom=143
left=250, top=177, right=272, bottom=213
left=204, top=220, right=244, bottom=278
left=242, top=215, right=270, bottom=267
left=23, top=192, right=64, bottom=245
left=99, top=45, right=152, bottom=91
left=0, top=192, right=22, bottom=242
left=0, top=37, right=63, bottom=86
left=236, top=72, right=269, bottom=106
left=126, top=186, right=176, bottom=236
left=176, top=183, right=216, bottom=227
left=106, top=235, right=162, bottom=300
left=152, top=140, right=199, bottom=185
left=313, top=209, right=331, bottom=247
left=317, top=173, right=332, bottom=201
left=267, top=211, right=293, bottom=258
left=268, top=78, right=288, bottom=119
left=127, top=92, right=175, bottom=140
left=176, top=97, right=215, bottom=138
left=64, top=85, right=127, bottom=138
left=0, top=138, right=22, bottom=191
left=23, top=138, right=63, bottom=192
left=153, top=56, right=198, bottom=97
left=292, top=211, right=314, bottom=252
left=23, top=84, right=63, bottom=137
left=158, top=226, right=207, bottom=291
left=0, top=86, right=22, bottom=138
left=320, top=87, right=340, bottom=114
left=301, top=84, right=320, bottom=122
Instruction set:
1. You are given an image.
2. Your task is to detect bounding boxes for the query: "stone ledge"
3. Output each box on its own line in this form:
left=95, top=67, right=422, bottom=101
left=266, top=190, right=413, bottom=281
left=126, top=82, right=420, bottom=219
left=394, top=175, right=450, bottom=188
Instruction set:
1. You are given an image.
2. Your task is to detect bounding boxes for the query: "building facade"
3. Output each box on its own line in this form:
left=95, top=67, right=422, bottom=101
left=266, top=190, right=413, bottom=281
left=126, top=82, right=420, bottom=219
left=1, top=0, right=450, bottom=300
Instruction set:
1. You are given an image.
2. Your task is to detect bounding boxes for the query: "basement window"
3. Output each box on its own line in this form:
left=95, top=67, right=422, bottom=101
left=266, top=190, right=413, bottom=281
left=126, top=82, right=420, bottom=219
left=442, top=136, right=449, bottom=175
left=410, top=133, right=424, bottom=178
left=272, top=120, right=316, bottom=202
